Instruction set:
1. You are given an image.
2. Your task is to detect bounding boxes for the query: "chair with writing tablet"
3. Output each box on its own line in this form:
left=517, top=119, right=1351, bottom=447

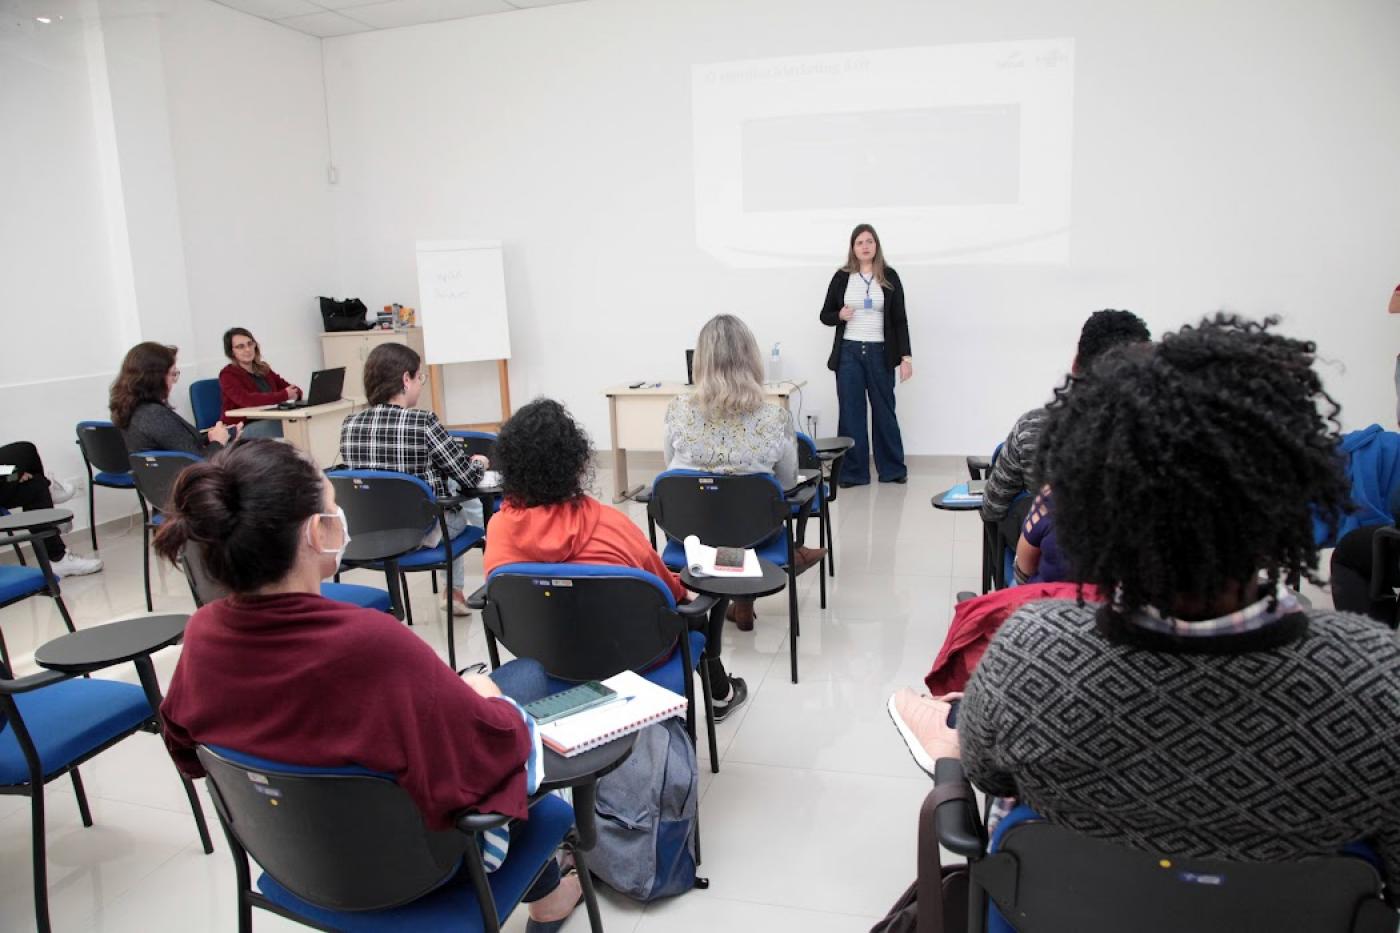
left=128, top=450, right=202, bottom=612
left=74, top=421, right=138, bottom=551
left=922, top=758, right=1395, bottom=933
left=197, top=743, right=612, bottom=933
left=328, top=469, right=484, bottom=670
left=648, top=469, right=812, bottom=683
left=480, top=562, right=720, bottom=772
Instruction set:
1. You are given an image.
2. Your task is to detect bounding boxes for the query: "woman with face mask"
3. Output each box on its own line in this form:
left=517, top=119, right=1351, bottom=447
left=153, top=439, right=586, bottom=928
left=819, top=223, right=913, bottom=486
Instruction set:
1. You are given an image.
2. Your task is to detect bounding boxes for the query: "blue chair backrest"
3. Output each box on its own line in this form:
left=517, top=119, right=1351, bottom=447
left=485, top=563, right=683, bottom=682
left=128, top=451, right=202, bottom=513
left=448, top=429, right=498, bottom=461
left=76, top=421, right=132, bottom=475
left=795, top=432, right=821, bottom=470
left=979, top=805, right=1392, bottom=933
left=327, top=469, right=440, bottom=562
left=189, top=379, right=222, bottom=431
left=197, top=745, right=466, bottom=913
left=649, top=469, right=787, bottom=549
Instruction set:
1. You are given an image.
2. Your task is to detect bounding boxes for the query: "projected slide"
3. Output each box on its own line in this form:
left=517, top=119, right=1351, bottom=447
left=692, top=39, right=1075, bottom=267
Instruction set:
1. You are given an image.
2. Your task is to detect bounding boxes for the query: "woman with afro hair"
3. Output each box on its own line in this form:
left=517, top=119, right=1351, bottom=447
left=891, top=315, right=1400, bottom=895
left=484, top=398, right=749, bottom=721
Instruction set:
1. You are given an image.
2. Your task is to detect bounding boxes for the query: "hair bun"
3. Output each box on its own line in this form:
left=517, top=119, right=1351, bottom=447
left=178, top=461, right=241, bottom=543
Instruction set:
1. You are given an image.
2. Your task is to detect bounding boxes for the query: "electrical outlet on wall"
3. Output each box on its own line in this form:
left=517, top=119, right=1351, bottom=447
left=804, top=411, right=820, bottom=437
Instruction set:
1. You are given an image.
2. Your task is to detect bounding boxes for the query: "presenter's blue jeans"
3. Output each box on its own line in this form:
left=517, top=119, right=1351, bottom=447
left=836, top=340, right=906, bottom=484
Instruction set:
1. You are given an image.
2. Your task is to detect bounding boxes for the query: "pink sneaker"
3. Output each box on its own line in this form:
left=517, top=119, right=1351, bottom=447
left=887, top=688, right=960, bottom=778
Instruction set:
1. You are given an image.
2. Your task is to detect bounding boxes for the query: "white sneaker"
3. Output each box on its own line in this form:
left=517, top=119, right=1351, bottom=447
left=52, top=552, right=103, bottom=577
left=48, top=475, right=78, bottom=505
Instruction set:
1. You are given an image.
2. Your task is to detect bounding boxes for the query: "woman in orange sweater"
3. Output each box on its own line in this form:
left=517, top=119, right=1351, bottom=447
left=484, top=398, right=748, bottom=721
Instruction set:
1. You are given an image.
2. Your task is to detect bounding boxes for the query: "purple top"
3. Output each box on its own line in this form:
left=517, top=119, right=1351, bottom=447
left=1022, top=490, right=1066, bottom=583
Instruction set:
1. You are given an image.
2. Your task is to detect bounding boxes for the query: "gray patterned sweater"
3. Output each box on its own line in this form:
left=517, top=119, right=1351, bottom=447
left=960, top=600, right=1400, bottom=896
left=980, top=407, right=1048, bottom=522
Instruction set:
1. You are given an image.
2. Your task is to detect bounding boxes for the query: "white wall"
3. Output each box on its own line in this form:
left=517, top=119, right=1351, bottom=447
left=160, top=0, right=335, bottom=388
left=0, top=0, right=332, bottom=534
left=323, top=0, right=1400, bottom=453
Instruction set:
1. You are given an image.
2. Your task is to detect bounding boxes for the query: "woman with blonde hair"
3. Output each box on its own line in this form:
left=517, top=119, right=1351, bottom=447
left=664, top=314, right=825, bottom=638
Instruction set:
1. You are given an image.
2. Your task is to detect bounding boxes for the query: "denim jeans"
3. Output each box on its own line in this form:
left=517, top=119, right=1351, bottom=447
left=487, top=658, right=562, bottom=904
left=836, top=340, right=906, bottom=483
left=236, top=419, right=283, bottom=439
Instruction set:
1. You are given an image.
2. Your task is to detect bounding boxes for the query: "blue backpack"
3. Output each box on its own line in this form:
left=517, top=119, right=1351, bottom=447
left=590, top=719, right=698, bottom=900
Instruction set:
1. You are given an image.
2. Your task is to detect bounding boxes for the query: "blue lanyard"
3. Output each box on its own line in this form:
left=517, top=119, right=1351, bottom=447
left=858, top=273, right=874, bottom=298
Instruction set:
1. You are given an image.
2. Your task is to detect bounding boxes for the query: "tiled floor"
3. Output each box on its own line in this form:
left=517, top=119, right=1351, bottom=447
left=0, top=460, right=1336, bottom=931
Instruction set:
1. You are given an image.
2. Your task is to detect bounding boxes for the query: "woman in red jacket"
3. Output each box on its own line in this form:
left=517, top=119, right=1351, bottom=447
left=218, top=327, right=302, bottom=438
left=154, top=439, right=583, bottom=927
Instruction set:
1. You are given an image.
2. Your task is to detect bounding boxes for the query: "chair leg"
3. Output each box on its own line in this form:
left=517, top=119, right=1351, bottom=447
left=70, top=768, right=93, bottom=827
left=817, top=507, right=827, bottom=609
left=825, top=503, right=835, bottom=576
left=176, top=765, right=215, bottom=853
left=142, top=521, right=154, bottom=613
left=571, top=842, right=605, bottom=933
left=788, top=565, right=800, bottom=684
left=430, top=570, right=439, bottom=594
left=88, top=481, right=98, bottom=551
left=0, top=627, right=11, bottom=674
left=54, top=596, right=76, bottom=636
left=31, top=784, right=51, bottom=933
left=402, top=572, right=415, bottom=627
left=700, top=658, right=718, bottom=774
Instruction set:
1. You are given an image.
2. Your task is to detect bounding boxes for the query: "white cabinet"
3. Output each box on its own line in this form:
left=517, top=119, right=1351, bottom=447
left=321, top=328, right=428, bottom=409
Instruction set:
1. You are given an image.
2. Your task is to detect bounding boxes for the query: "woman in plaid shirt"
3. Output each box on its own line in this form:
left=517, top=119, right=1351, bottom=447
left=339, top=344, right=487, bottom=617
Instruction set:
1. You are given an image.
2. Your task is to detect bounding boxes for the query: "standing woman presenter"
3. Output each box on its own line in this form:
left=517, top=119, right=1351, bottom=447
left=819, top=223, right=913, bottom=486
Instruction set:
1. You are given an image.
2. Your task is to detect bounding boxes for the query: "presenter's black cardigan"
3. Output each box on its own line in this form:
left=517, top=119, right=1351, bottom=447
left=819, top=267, right=913, bottom=372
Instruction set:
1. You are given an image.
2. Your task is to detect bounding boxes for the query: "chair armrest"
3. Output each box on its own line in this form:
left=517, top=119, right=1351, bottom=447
left=454, top=809, right=513, bottom=835
left=466, top=585, right=488, bottom=611
left=0, top=668, right=71, bottom=695
left=676, top=593, right=720, bottom=626
left=632, top=488, right=652, bottom=505
left=933, top=758, right=987, bottom=858
left=0, top=528, right=57, bottom=547
left=436, top=494, right=468, bottom=509
left=966, top=456, right=992, bottom=480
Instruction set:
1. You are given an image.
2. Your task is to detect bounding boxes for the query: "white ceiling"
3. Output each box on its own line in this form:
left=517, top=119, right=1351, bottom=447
left=211, top=0, right=582, bottom=37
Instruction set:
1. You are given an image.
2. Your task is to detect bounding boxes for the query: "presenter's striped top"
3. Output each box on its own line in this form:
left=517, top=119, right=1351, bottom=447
left=842, top=272, right=885, bottom=342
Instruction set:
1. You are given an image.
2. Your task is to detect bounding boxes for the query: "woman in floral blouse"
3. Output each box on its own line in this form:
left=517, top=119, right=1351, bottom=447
left=664, top=314, right=825, bottom=630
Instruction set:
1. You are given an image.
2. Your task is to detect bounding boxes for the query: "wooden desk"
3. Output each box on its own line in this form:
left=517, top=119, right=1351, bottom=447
left=225, top=399, right=356, bottom=467
left=603, top=381, right=805, bottom=502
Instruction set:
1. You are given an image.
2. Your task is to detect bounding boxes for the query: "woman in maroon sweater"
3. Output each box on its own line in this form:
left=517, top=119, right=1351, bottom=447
left=217, top=327, right=301, bottom=438
left=153, top=439, right=582, bottom=926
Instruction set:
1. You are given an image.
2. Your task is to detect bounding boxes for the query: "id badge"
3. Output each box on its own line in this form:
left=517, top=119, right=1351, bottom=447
left=863, top=297, right=873, bottom=310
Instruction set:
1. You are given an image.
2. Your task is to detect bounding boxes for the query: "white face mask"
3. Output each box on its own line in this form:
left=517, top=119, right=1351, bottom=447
left=306, top=506, right=351, bottom=569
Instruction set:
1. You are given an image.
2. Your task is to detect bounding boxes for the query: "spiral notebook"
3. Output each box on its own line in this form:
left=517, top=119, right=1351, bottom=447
left=538, top=670, right=687, bottom=757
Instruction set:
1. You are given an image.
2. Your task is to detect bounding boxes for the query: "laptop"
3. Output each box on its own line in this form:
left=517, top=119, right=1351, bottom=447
left=276, top=367, right=345, bottom=410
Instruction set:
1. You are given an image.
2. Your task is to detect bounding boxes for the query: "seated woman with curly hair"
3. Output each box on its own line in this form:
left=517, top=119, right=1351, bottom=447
left=891, top=315, right=1400, bottom=895
left=484, top=398, right=749, bottom=721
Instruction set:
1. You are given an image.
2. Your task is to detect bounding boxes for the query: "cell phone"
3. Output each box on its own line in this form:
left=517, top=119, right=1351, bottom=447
left=714, top=546, right=746, bottom=570
left=946, top=698, right=961, bottom=728
left=524, top=681, right=617, bottom=724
